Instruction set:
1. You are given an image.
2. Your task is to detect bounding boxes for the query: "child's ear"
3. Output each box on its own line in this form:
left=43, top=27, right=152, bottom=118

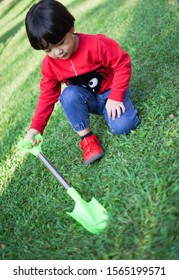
left=70, top=27, right=75, bottom=33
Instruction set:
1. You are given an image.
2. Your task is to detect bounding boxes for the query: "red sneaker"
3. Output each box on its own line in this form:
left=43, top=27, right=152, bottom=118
left=79, top=135, right=104, bottom=165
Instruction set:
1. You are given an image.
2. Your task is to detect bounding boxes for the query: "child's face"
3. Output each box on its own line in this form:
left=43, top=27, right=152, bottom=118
left=44, top=28, right=77, bottom=60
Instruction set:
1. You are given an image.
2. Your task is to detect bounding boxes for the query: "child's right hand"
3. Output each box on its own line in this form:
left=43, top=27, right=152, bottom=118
left=25, top=128, right=41, bottom=145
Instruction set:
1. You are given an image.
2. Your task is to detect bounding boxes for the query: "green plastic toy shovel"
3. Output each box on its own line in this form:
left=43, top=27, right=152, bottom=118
left=18, top=134, right=108, bottom=234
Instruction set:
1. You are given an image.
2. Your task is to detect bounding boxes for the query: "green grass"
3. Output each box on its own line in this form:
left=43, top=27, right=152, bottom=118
left=0, top=0, right=179, bottom=260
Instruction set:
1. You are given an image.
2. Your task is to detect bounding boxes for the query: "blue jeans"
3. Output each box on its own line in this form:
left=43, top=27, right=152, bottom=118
left=59, top=86, right=140, bottom=134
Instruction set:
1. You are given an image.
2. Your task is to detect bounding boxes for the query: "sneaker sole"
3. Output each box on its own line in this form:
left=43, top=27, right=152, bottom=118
left=84, top=151, right=104, bottom=165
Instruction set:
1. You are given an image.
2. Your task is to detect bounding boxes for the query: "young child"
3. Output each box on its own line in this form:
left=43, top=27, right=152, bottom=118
left=25, top=0, right=140, bottom=165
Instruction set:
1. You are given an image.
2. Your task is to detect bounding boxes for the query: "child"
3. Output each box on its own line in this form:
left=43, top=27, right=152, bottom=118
left=25, top=0, right=140, bottom=165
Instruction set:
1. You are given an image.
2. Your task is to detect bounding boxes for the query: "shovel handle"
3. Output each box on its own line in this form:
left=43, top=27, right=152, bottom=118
left=38, top=152, right=70, bottom=190
left=18, top=134, right=43, bottom=156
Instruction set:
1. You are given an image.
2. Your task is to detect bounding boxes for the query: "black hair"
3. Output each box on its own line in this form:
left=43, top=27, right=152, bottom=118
left=25, top=0, right=75, bottom=50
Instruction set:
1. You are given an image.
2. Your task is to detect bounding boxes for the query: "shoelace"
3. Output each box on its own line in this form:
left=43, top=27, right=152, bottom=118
left=81, top=138, right=99, bottom=153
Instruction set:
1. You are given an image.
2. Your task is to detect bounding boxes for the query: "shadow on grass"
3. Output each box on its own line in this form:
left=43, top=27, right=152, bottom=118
left=120, top=1, right=179, bottom=115
left=0, top=19, right=24, bottom=55
left=0, top=1, right=36, bottom=54
left=0, top=0, right=178, bottom=260
left=75, top=0, right=130, bottom=33
left=8, top=0, right=35, bottom=23
left=0, top=20, right=24, bottom=44
left=0, top=0, right=23, bottom=21
left=0, top=61, right=42, bottom=162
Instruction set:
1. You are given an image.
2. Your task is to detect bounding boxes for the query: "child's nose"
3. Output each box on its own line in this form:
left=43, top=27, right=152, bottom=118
left=54, top=48, right=63, bottom=58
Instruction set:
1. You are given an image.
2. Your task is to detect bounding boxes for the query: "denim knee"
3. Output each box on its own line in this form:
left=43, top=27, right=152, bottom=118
left=108, top=89, right=140, bottom=134
left=59, top=85, right=91, bottom=132
left=109, top=114, right=140, bottom=134
left=60, top=85, right=81, bottom=105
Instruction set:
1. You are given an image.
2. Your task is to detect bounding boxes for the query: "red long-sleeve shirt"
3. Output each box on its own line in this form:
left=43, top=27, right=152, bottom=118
left=30, top=33, right=131, bottom=134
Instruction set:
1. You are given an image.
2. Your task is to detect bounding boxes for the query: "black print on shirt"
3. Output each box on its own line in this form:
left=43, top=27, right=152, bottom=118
left=68, top=71, right=102, bottom=94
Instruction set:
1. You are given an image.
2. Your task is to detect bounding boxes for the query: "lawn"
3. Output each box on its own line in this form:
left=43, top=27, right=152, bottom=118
left=0, top=0, right=178, bottom=260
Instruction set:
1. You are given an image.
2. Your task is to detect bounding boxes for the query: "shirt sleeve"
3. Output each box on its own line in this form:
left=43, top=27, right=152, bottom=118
left=97, top=34, right=131, bottom=102
left=30, top=58, right=61, bottom=134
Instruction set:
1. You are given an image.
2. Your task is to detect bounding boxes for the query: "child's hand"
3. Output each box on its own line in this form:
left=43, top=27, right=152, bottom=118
left=25, top=128, right=41, bottom=145
left=105, top=99, right=125, bottom=120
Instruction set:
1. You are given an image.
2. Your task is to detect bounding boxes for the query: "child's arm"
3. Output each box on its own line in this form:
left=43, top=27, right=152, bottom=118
left=98, top=35, right=131, bottom=102
left=27, top=59, right=61, bottom=140
left=97, top=35, right=131, bottom=118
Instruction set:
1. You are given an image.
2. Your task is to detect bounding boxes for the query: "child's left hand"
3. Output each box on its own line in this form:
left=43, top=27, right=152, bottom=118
left=105, top=99, right=125, bottom=120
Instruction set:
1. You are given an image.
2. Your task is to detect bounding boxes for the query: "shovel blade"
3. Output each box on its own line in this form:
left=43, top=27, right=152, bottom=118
left=67, top=188, right=108, bottom=234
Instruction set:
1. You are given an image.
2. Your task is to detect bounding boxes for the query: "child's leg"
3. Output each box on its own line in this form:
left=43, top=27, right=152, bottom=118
left=59, top=85, right=104, bottom=164
left=97, top=88, right=140, bottom=134
left=59, top=85, right=98, bottom=132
